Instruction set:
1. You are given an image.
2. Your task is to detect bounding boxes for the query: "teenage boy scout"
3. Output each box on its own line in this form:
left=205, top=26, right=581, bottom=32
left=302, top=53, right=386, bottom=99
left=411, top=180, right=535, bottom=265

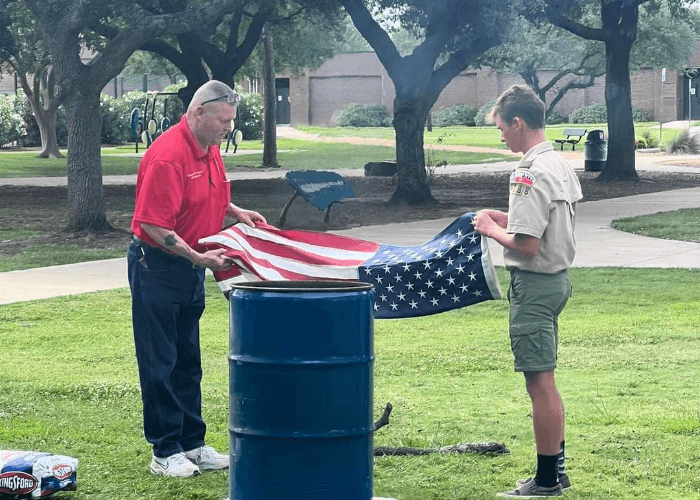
left=472, top=84, right=582, bottom=498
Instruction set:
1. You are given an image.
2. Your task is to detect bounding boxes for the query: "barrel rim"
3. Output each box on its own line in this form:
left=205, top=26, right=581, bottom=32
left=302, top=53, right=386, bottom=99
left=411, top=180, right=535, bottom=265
left=230, top=280, right=374, bottom=293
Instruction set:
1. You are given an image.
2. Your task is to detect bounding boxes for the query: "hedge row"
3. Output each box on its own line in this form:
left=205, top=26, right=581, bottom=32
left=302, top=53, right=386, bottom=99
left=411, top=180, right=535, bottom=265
left=337, top=104, right=392, bottom=127
left=569, top=102, right=649, bottom=124
left=330, top=102, right=652, bottom=129
left=0, top=82, right=264, bottom=148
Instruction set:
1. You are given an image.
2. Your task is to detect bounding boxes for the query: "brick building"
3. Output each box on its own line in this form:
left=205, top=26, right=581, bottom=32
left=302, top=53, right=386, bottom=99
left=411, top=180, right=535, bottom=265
left=4, top=41, right=700, bottom=125
left=275, top=44, right=700, bottom=126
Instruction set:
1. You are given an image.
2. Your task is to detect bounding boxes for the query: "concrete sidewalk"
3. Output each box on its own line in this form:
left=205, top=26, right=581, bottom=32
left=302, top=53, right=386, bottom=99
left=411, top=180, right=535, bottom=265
left=1, top=186, right=699, bottom=305
left=334, top=187, right=700, bottom=269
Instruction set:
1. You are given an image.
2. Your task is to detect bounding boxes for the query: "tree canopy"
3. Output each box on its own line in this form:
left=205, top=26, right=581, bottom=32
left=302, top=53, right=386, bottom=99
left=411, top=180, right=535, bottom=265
left=341, top=0, right=515, bottom=204
left=0, top=0, right=63, bottom=157
left=19, top=0, right=250, bottom=231
left=112, top=0, right=344, bottom=107
left=536, top=0, right=698, bottom=181
left=491, top=2, right=694, bottom=122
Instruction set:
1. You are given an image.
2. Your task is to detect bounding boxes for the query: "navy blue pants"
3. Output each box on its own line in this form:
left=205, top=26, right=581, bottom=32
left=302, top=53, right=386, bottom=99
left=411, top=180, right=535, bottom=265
left=127, top=239, right=207, bottom=458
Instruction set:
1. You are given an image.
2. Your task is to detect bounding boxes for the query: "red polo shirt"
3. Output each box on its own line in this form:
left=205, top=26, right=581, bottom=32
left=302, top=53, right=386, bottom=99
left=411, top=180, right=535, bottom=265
left=131, top=116, right=231, bottom=253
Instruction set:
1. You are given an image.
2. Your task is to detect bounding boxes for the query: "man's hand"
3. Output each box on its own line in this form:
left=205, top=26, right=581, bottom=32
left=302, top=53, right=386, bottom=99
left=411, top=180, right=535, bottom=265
left=228, top=204, right=267, bottom=227
left=195, top=248, right=233, bottom=271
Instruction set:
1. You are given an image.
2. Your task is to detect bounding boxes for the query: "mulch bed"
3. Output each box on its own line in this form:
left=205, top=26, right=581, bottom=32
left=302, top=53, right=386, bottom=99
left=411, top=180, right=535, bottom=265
left=1, top=170, right=700, bottom=257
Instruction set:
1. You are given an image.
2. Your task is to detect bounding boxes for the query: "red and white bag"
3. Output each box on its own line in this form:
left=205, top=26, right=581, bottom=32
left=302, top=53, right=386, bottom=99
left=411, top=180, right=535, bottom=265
left=0, top=451, right=77, bottom=499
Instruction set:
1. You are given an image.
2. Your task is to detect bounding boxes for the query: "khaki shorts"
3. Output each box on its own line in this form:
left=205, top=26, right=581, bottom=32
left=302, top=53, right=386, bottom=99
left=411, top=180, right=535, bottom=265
left=508, top=269, right=572, bottom=372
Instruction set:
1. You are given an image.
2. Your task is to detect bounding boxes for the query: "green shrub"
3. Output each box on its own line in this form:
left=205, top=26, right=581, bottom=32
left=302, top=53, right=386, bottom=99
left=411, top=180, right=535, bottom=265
left=236, top=90, right=263, bottom=140
left=474, top=100, right=496, bottom=126
left=337, top=104, right=391, bottom=127
left=101, top=94, right=131, bottom=144
left=97, top=82, right=186, bottom=144
left=570, top=103, right=650, bottom=124
left=570, top=103, right=607, bottom=124
left=635, top=130, right=659, bottom=150
left=0, top=94, right=24, bottom=147
left=632, top=107, right=649, bottom=122
left=666, top=129, right=700, bottom=154
left=433, top=104, right=478, bottom=127
left=11, top=89, right=68, bottom=148
left=104, top=83, right=260, bottom=143
left=546, top=109, right=568, bottom=125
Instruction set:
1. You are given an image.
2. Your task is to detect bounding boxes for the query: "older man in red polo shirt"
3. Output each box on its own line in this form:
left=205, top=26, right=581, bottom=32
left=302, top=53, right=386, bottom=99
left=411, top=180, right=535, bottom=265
left=128, top=80, right=266, bottom=478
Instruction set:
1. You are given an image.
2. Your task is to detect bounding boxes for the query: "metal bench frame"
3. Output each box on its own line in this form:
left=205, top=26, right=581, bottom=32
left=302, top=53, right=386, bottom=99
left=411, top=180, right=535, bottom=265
left=279, top=171, right=355, bottom=227
left=554, top=128, right=587, bottom=151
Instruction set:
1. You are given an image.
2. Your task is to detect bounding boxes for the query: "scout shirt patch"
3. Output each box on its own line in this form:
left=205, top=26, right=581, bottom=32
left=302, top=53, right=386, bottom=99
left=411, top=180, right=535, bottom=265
left=510, top=170, right=536, bottom=197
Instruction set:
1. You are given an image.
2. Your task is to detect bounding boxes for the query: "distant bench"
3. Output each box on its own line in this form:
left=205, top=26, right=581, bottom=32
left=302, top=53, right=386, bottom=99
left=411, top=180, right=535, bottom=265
left=554, top=128, right=587, bottom=151
left=279, top=170, right=355, bottom=227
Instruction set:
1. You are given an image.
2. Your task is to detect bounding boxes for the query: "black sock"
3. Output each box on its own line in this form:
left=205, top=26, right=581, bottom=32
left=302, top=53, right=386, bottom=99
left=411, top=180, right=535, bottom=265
left=534, top=454, right=559, bottom=488
left=556, top=440, right=566, bottom=476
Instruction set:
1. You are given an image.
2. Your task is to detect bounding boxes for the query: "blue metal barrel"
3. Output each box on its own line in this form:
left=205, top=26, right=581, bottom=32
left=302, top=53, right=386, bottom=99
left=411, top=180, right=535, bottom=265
left=228, top=281, right=375, bottom=500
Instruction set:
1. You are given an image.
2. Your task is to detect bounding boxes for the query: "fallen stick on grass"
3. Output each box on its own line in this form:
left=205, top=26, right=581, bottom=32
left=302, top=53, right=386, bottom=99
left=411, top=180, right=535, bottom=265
left=372, top=402, right=509, bottom=456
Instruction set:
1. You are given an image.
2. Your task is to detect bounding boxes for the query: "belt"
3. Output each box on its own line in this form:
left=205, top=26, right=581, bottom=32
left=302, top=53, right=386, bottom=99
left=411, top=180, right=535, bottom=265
left=132, top=234, right=156, bottom=248
left=132, top=234, right=203, bottom=269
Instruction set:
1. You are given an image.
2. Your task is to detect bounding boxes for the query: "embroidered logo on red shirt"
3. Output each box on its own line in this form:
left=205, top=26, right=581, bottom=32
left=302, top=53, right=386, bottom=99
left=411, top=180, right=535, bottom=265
left=186, top=170, right=205, bottom=179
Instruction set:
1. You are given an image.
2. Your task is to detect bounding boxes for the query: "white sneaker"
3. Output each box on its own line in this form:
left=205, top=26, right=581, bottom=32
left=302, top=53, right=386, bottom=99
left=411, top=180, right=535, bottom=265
left=150, top=452, right=201, bottom=477
left=184, top=445, right=229, bottom=471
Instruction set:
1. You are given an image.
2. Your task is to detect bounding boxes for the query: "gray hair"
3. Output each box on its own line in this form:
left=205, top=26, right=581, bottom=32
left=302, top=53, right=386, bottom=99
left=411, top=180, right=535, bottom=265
left=188, top=80, right=239, bottom=111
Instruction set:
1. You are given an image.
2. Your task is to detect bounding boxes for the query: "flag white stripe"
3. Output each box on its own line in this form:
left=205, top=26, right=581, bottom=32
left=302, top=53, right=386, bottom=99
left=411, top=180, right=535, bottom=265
left=209, top=225, right=377, bottom=262
left=206, top=231, right=363, bottom=280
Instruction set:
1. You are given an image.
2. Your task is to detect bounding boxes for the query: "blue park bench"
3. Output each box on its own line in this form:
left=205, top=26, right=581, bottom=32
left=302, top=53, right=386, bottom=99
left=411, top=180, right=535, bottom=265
left=279, top=170, right=355, bottom=227
left=554, top=128, right=587, bottom=151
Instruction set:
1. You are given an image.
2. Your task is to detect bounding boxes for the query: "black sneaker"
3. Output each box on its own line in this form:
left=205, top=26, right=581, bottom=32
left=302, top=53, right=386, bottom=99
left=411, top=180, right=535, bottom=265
left=516, top=474, right=570, bottom=491
left=497, top=479, right=562, bottom=498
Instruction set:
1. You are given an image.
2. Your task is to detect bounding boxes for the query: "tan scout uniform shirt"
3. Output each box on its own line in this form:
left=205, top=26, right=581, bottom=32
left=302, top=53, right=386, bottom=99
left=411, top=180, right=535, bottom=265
left=504, top=142, right=583, bottom=274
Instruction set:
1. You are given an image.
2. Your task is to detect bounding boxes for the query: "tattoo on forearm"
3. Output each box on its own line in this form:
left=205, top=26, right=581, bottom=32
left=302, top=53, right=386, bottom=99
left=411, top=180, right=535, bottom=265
left=164, top=234, right=177, bottom=246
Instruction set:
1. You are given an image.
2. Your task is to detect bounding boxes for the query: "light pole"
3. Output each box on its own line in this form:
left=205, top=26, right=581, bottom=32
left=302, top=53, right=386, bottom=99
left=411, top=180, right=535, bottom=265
left=689, top=73, right=693, bottom=128
left=660, top=68, right=665, bottom=142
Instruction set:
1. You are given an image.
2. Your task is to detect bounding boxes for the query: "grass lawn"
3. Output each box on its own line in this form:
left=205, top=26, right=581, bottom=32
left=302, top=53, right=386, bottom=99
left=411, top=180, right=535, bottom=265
left=0, top=139, right=511, bottom=178
left=1, top=267, right=700, bottom=499
left=0, top=121, right=680, bottom=178
left=298, top=122, right=682, bottom=150
left=613, top=208, right=700, bottom=242
left=0, top=245, right=126, bottom=272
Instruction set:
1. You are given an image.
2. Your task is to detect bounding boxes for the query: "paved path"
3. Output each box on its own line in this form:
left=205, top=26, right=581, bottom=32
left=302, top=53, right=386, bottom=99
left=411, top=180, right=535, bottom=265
left=1, top=129, right=700, bottom=304
left=2, top=185, right=699, bottom=305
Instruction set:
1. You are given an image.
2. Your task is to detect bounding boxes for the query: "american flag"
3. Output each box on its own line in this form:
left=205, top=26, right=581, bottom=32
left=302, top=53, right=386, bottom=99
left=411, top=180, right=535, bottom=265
left=199, top=213, right=502, bottom=319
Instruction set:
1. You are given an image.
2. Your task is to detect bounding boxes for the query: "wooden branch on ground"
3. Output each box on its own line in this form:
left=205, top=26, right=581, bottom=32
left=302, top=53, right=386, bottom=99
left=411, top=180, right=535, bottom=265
left=374, top=442, right=510, bottom=456
left=373, top=402, right=393, bottom=431
left=372, top=402, right=509, bottom=456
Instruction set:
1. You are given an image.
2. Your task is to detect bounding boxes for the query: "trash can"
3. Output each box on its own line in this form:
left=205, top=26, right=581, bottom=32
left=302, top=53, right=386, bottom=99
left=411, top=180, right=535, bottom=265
left=228, top=280, right=375, bottom=500
left=584, top=129, right=607, bottom=171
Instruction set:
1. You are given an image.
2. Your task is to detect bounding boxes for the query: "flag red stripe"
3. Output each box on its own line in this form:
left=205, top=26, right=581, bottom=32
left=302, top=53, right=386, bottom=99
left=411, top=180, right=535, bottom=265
left=202, top=223, right=379, bottom=282
left=224, top=225, right=373, bottom=266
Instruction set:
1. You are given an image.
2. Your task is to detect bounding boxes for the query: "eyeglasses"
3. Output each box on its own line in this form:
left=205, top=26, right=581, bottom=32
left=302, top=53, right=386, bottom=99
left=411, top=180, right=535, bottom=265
left=200, top=93, right=239, bottom=106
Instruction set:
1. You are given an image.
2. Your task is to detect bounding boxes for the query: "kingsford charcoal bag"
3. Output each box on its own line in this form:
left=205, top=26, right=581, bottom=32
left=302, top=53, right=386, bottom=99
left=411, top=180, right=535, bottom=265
left=0, top=451, right=77, bottom=499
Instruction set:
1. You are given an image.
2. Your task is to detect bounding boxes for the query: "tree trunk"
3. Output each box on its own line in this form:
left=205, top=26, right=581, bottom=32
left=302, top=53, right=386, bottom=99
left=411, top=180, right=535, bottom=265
left=389, top=98, right=435, bottom=205
left=174, top=35, right=210, bottom=109
left=64, top=87, right=111, bottom=232
left=599, top=42, right=638, bottom=181
left=15, top=69, right=63, bottom=158
left=598, top=0, right=639, bottom=182
left=35, top=105, right=63, bottom=158
left=262, top=24, right=278, bottom=168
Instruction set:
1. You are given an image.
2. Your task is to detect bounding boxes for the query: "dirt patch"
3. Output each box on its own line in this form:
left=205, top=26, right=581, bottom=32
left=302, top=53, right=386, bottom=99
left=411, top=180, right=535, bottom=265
left=1, top=170, right=700, bottom=257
